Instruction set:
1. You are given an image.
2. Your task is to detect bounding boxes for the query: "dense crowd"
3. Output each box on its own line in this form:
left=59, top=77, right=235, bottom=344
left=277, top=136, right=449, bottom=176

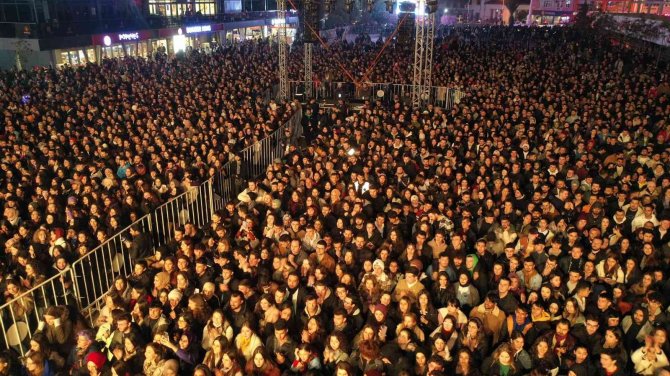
left=0, top=39, right=294, bottom=303
left=1, top=25, right=670, bottom=376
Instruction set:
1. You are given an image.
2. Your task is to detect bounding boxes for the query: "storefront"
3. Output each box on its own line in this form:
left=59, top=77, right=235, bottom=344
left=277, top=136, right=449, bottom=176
left=264, top=18, right=297, bottom=41
left=529, top=11, right=573, bottom=25
left=182, top=24, right=222, bottom=52
left=92, top=31, right=156, bottom=60
left=53, top=47, right=97, bottom=67
left=157, top=24, right=223, bottom=55
left=148, top=0, right=217, bottom=16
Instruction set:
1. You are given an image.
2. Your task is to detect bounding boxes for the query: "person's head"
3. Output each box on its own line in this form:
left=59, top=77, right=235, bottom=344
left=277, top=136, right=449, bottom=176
left=116, top=312, right=132, bottom=333
left=604, top=328, right=621, bottom=347
left=510, top=331, right=525, bottom=351
left=123, top=331, right=141, bottom=355
left=495, top=343, right=514, bottom=366
left=498, top=277, right=511, bottom=294
left=210, top=335, right=228, bottom=355
left=457, top=348, right=473, bottom=368
left=111, top=361, right=130, bottom=376
left=555, top=319, right=570, bottom=337
left=178, top=332, right=193, bottom=350
left=252, top=347, right=269, bottom=369
left=328, top=332, right=347, bottom=352
left=296, top=344, right=313, bottom=362
left=599, top=349, right=619, bottom=370
left=240, top=321, right=255, bottom=339
left=335, top=361, right=354, bottom=376
left=534, top=337, right=550, bottom=356
left=653, top=327, right=668, bottom=346
left=221, top=351, right=237, bottom=370
left=484, top=291, right=498, bottom=310
left=467, top=318, right=482, bottom=335
left=358, top=339, right=379, bottom=361
left=76, top=330, right=94, bottom=351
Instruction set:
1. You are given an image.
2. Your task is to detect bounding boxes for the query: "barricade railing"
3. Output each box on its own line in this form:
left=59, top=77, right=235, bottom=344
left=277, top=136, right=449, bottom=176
left=0, top=105, right=303, bottom=355
left=288, top=80, right=466, bottom=108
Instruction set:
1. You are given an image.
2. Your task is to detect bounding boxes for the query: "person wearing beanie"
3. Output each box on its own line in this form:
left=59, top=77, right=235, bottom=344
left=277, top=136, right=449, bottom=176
left=84, top=351, right=107, bottom=376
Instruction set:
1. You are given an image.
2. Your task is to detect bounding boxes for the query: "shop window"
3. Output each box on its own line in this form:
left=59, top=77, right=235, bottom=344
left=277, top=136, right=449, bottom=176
left=148, top=0, right=216, bottom=15
left=87, top=48, right=96, bottom=64
left=57, top=51, right=70, bottom=66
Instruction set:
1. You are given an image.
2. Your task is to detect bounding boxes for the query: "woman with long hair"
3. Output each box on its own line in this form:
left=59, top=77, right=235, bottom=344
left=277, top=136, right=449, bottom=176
left=453, top=348, right=482, bottom=376
left=122, top=332, right=145, bottom=375
left=300, top=317, right=326, bottom=354
left=485, top=343, right=520, bottom=376
left=457, top=318, right=489, bottom=364
left=219, top=351, right=244, bottom=376
left=385, top=229, right=406, bottom=256
left=254, top=294, right=281, bottom=338
left=24, top=351, right=52, bottom=376
left=623, top=257, right=642, bottom=287
left=431, top=333, right=453, bottom=363
left=202, top=309, right=234, bottom=350
left=417, top=290, right=439, bottom=335
left=186, top=293, right=211, bottom=333
left=596, top=254, right=624, bottom=286
left=323, top=332, right=350, bottom=372
left=593, top=328, right=628, bottom=366
left=244, top=347, right=281, bottom=376
left=202, top=336, right=230, bottom=370
left=640, top=243, right=661, bottom=272
left=234, top=321, right=263, bottom=362
left=359, top=274, right=381, bottom=312
left=531, top=337, right=559, bottom=373
left=159, top=331, right=199, bottom=375
left=26, top=333, right=64, bottom=372
left=111, top=276, right=130, bottom=303
left=142, top=342, right=166, bottom=376
left=562, top=298, right=585, bottom=327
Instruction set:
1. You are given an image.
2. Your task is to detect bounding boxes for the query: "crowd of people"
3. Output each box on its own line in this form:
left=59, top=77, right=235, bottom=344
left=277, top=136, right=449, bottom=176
left=1, top=24, right=670, bottom=376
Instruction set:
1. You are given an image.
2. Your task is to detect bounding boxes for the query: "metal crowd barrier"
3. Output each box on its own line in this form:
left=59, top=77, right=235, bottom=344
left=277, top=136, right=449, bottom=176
left=288, top=80, right=465, bottom=108
left=0, top=106, right=303, bottom=355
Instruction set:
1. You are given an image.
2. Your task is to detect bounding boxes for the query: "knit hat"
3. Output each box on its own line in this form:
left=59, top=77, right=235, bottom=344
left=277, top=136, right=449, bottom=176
left=52, top=228, right=64, bottom=239
left=374, top=304, right=388, bottom=317
left=168, top=289, right=183, bottom=301
left=85, top=352, right=106, bottom=369
left=372, top=259, right=385, bottom=271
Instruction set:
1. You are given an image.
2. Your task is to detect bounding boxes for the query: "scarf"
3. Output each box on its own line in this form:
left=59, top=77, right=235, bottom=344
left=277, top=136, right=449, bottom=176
left=466, top=254, right=479, bottom=275
left=238, top=335, right=253, bottom=354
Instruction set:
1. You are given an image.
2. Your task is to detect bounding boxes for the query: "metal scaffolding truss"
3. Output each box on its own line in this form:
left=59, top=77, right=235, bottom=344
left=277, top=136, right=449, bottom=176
left=304, top=43, right=313, bottom=100
left=411, top=1, right=436, bottom=108
left=277, top=0, right=289, bottom=101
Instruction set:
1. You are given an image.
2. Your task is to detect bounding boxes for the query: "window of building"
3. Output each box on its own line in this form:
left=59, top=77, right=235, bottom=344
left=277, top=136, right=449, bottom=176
left=148, top=0, right=216, bottom=16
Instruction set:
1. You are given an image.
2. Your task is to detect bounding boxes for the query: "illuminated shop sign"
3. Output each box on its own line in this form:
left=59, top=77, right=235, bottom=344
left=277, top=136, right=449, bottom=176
left=118, top=32, right=140, bottom=41
left=185, top=25, right=212, bottom=34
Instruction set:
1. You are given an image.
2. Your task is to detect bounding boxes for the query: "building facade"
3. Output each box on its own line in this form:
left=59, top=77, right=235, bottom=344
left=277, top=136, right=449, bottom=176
left=0, top=0, right=297, bottom=69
